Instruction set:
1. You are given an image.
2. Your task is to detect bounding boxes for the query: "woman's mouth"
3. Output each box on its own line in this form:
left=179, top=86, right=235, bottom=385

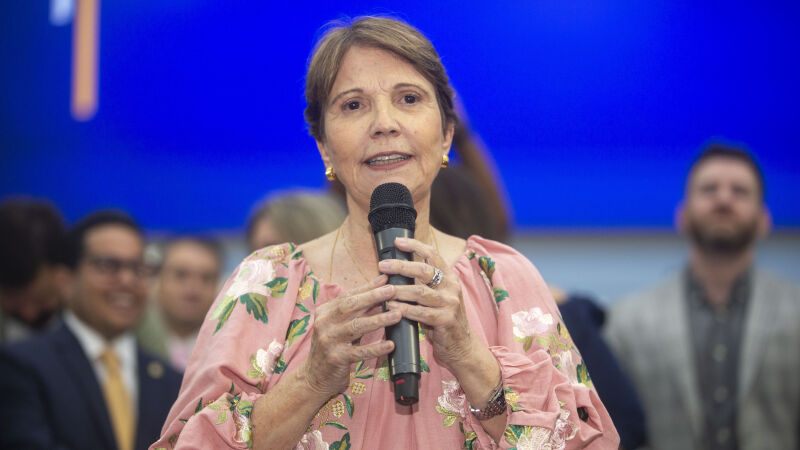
left=366, top=154, right=411, bottom=166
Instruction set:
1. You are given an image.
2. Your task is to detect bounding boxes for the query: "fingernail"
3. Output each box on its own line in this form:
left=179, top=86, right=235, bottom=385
left=388, top=311, right=401, bottom=320
left=378, top=260, right=391, bottom=270
left=395, top=237, right=407, bottom=244
left=380, top=285, right=393, bottom=295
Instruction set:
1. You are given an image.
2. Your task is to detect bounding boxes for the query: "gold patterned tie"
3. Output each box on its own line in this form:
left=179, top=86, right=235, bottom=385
left=100, top=348, right=134, bottom=450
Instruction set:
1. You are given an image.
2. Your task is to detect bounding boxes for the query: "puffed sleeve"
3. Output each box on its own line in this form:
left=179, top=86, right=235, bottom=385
left=460, top=237, right=619, bottom=449
left=150, top=244, right=313, bottom=449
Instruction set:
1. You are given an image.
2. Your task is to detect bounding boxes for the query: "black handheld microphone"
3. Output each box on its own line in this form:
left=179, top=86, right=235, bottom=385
left=368, top=182, right=420, bottom=405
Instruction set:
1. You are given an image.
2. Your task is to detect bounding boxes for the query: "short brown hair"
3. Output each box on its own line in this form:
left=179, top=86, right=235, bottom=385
left=689, top=143, right=765, bottom=201
left=304, top=16, right=457, bottom=142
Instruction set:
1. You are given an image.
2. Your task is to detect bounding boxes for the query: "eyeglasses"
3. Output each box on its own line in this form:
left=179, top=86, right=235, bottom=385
left=84, top=255, right=149, bottom=278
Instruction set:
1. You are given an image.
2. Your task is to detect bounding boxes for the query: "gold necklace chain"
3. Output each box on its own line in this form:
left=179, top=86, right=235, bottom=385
left=328, top=222, right=441, bottom=283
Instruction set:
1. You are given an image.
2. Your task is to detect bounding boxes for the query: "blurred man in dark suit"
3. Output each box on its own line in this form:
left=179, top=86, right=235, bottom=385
left=0, top=211, right=181, bottom=450
left=0, top=198, right=69, bottom=342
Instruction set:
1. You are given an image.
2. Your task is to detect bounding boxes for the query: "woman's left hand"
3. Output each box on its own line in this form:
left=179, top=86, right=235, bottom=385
left=377, top=236, right=476, bottom=372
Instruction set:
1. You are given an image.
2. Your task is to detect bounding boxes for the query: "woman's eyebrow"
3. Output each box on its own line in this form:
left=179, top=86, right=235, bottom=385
left=394, top=82, right=430, bottom=94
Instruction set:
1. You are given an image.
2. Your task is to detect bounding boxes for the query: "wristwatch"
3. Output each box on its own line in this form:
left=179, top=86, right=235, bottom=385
left=469, top=379, right=507, bottom=420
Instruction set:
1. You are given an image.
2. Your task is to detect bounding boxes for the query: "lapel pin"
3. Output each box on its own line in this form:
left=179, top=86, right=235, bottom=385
left=147, top=361, right=164, bottom=379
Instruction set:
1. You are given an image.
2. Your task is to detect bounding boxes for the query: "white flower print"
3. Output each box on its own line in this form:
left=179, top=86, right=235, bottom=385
left=511, top=307, right=554, bottom=339
left=226, top=259, right=276, bottom=299
left=437, top=380, right=467, bottom=418
left=295, top=430, right=329, bottom=450
left=255, top=339, right=284, bottom=381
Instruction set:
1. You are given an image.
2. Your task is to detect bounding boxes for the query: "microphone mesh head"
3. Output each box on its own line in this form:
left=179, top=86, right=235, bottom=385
left=368, top=183, right=417, bottom=233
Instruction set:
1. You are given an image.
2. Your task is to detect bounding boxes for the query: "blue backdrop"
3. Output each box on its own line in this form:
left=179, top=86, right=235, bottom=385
left=2, top=2, right=798, bottom=232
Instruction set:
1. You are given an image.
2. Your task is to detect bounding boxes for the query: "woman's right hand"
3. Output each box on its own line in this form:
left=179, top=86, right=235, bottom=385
left=301, top=275, right=401, bottom=399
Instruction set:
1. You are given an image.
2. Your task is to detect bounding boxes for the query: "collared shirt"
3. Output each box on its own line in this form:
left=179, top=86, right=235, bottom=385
left=166, top=332, right=196, bottom=371
left=686, top=268, right=751, bottom=450
left=63, top=311, right=139, bottom=414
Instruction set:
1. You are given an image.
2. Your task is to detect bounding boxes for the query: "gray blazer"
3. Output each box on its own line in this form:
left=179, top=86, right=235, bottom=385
left=605, top=271, right=800, bottom=450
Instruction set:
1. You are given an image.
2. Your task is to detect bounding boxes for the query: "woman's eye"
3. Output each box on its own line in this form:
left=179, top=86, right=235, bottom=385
left=345, top=101, right=360, bottom=111
left=402, top=94, right=418, bottom=104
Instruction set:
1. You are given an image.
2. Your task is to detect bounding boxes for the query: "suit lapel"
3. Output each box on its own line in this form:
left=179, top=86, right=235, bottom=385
left=136, top=349, right=167, bottom=450
left=52, top=325, right=117, bottom=449
left=737, top=272, right=772, bottom=400
left=663, top=275, right=703, bottom=435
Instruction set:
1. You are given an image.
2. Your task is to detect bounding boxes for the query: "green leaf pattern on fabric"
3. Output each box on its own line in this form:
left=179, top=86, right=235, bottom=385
left=264, top=277, right=288, bottom=299
left=459, top=422, right=478, bottom=449
left=211, top=251, right=289, bottom=333
left=285, top=315, right=311, bottom=346
left=478, top=256, right=495, bottom=279
left=504, top=386, right=524, bottom=412
left=472, top=253, right=509, bottom=305
left=330, top=432, right=351, bottom=450
left=239, top=293, right=269, bottom=323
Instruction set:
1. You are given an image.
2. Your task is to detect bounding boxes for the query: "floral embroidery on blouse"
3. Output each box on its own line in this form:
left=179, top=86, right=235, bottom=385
left=211, top=248, right=292, bottom=333
left=175, top=383, right=256, bottom=448
left=296, top=270, right=321, bottom=313
left=434, top=380, right=478, bottom=449
left=151, top=238, right=618, bottom=450
left=467, top=251, right=510, bottom=305
left=504, top=386, right=524, bottom=412
left=510, top=306, right=593, bottom=389
left=504, top=403, right=577, bottom=450
left=511, top=307, right=554, bottom=351
left=302, top=360, right=375, bottom=450
left=246, top=339, right=284, bottom=391
left=295, top=429, right=329, bottom=450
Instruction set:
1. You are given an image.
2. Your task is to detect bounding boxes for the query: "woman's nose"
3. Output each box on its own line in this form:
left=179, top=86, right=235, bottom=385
left=370, top=100, right=400, bottom=138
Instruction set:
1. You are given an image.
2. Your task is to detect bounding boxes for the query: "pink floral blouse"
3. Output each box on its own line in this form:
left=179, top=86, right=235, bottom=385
left=150, top=236, right=619, bottom=449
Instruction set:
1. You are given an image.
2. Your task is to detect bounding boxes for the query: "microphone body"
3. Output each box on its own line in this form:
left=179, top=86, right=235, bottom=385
left=374, top=227, right=420, bottom=405
left=368, top=182, right=420, bottom=405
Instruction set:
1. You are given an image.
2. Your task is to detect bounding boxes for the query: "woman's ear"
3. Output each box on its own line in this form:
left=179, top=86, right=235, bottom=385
left=316, top=139, right=332, bottom=169
left=442, top=121, right=455, bottom=154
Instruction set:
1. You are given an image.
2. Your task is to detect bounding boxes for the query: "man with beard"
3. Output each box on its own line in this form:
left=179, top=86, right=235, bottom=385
left=606, top=144, right=800, bottom=450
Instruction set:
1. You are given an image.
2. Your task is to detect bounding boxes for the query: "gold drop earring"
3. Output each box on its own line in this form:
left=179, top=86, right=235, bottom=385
left=325, top=167, right=336, bottom=181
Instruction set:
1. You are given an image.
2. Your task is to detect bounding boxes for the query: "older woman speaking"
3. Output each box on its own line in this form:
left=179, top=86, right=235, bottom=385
left=152, top=17, right=618, bottom=450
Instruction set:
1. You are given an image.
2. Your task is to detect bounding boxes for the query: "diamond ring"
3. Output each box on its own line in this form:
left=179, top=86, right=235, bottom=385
left=426, top=267, right=444, bottom=289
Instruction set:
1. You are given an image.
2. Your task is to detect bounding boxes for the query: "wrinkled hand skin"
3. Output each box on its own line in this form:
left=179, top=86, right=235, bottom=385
left=302, top=275, right=402, bottom=399
left=379, top=237, right=481, bottom=375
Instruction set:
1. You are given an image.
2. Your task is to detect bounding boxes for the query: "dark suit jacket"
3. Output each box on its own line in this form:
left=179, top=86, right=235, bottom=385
left=0, top=323, right=182, bottom=450
left=560, top=295, right=647, bottom=450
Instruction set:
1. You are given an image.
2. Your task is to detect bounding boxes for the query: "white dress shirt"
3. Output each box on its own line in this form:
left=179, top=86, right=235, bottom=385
left=63, top=311, right=139, bottom=414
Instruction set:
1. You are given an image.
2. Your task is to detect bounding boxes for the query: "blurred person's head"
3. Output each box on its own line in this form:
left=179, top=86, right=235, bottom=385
left=64, top=210, right=148, bottom=340
left=0, top=198, right=69, bottom=329
left=430, top=167, right=505, bottom=242
left=246, top=191, right=346, bottom=251
left=679, top=143, right=770, bottom=256
left=155, top=238, right=221, bottom=337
